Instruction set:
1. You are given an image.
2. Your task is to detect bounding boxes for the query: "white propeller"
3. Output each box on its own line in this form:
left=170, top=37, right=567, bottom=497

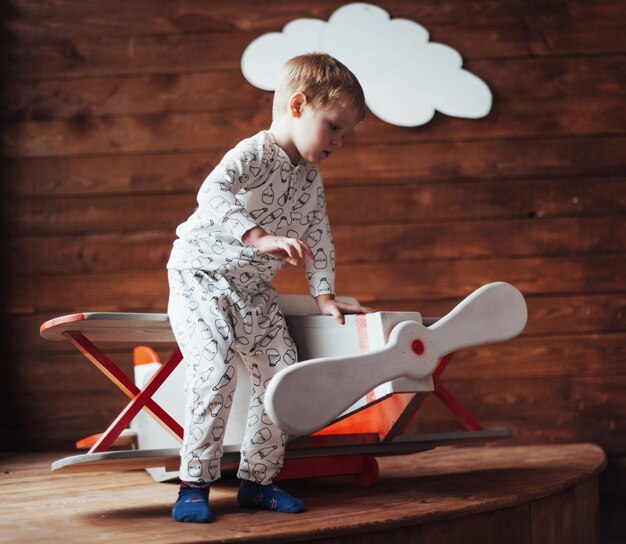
left=266, top=282, right=527, bottom=436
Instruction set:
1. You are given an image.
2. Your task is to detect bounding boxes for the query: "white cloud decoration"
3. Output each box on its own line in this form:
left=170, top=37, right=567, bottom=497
left=241, top=3, right=492, bottom=127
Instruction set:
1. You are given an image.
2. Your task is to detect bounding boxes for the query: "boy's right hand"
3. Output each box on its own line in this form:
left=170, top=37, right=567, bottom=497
left=243, top=227, right=314, bottom=267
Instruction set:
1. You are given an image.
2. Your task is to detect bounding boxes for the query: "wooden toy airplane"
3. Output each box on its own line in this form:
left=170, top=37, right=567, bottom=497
left=42, top=282, right=527, bottom=486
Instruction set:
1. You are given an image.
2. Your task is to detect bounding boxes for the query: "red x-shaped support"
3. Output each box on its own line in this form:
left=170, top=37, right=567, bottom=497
left=65, top=331, right=184, bottom=453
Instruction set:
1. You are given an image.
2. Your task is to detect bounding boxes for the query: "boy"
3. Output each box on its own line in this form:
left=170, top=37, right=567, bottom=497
left=167, top=53, right=370, bottom=523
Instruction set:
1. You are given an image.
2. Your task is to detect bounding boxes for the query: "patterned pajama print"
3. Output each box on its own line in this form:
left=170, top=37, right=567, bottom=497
left=167, top=131, right=335, bottom=485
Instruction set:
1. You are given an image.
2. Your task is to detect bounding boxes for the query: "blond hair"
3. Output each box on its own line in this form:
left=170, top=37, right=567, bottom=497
left=273, top=53, right=366, bottom=120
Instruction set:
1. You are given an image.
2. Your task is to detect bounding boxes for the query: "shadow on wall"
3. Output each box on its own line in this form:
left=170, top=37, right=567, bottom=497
left=0, top=6, right=27, bottom=451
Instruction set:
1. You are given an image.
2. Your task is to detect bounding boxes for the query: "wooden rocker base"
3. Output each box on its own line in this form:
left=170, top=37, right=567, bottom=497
left=51, top=429, right=512, bottom=486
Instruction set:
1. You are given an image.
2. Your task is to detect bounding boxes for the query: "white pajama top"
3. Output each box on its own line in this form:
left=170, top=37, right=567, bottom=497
left=167, top=130, right=336, bottom=297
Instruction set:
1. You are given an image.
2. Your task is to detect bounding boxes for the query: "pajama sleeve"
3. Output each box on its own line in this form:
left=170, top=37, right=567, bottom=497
left=196, top=137, right=268, bottom=241
left=304, top=179, right=336, bottom=297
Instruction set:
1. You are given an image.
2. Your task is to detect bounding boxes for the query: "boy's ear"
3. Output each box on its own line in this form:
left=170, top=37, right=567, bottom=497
left=289, top=92, right=307, bottom=118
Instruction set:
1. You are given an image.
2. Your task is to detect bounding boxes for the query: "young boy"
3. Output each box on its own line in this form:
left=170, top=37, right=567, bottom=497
left=167, top=53, right=370, bottom=523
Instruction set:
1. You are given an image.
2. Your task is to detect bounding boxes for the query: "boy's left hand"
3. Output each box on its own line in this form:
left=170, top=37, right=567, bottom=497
left=316, top=295, right=374, bottom=325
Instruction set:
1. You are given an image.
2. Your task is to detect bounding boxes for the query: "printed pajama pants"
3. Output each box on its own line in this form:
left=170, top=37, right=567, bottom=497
left=168, top=268, right=297, bottom=485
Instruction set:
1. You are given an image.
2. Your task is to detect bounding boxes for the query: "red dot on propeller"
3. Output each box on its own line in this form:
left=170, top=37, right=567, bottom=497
left=411, top=339, right=425, bottom=355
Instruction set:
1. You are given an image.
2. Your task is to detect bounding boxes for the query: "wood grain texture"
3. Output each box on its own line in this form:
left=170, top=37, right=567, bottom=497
left=0, top=445, right=605, bottom=543
left=5, top=139, right=625, bottom=198
left=3, top=254, right=626, bottom=313
left=3, top=56, right=623, bottom=122
left=4, top=98, right=626, bottom=157
left=1, top=0, right=625, bottom=512
left=4, top=215, right=626, bottom=275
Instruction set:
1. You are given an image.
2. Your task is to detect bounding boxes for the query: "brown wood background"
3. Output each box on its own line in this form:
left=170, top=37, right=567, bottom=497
left=1, top=0, right=624, bottom=504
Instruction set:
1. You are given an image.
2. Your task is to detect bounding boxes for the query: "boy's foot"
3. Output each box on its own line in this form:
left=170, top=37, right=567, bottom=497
left=237, top=479, right=305, bottom=513
left=172, top=486, right=213, bottom=523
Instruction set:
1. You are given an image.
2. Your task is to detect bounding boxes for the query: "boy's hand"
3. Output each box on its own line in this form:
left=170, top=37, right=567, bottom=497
left=243, top=227, right=313, bottom=266
left=315, top=294, right=375, bottom=325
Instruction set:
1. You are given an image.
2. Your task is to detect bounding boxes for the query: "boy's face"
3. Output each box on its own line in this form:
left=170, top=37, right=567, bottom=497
left=291, top=99, right=361, bottom=165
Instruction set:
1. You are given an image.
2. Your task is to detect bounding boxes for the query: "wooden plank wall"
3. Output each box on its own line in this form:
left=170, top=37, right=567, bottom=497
left=1, top=0, right=624, bottom=498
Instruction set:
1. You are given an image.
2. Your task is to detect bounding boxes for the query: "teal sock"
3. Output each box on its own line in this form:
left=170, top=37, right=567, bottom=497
left=237, top=480, right=305, bottom=513
left=172, top=485, right=213, bottom=523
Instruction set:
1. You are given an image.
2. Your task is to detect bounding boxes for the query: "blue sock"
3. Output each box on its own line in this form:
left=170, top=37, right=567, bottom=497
left=172, top=485, right=213, bottom=523
left=237, top=480, right=305, bottom=513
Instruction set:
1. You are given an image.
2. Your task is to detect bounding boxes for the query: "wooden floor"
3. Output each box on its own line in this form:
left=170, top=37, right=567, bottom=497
left=0, top=444, right=606, bottom=543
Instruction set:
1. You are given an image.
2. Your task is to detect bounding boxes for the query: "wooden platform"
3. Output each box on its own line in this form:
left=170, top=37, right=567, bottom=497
left=0, top=444, right=605, bottom=543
